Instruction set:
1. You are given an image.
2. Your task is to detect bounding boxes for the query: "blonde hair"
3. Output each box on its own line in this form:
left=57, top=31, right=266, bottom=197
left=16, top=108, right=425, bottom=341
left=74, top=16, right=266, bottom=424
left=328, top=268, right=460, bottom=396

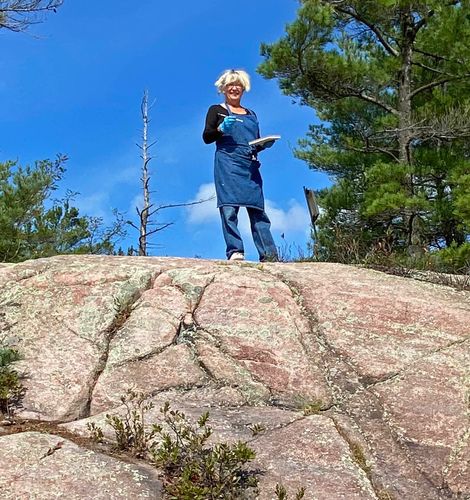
left=214, top=69, right=251, bottom=93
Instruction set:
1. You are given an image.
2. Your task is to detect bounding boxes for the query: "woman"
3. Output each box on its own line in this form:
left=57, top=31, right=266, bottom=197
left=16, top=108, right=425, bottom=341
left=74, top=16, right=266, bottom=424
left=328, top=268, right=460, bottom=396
left=203, top=69, right=278, bottom=262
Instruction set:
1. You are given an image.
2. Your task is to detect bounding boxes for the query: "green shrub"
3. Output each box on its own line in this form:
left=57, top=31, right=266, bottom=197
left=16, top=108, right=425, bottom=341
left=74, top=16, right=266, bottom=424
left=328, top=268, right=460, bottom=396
left=0, top=346, right=23, bottom=417
left=87, top=422, right=105, bottom=443
left=87, top=389, right=156, bottom=457
left=247, top=422, right=266, bottom=437
left=275, top=483, right=306, bottom=499
left=302, top=400, right=323, bottom=416
left=432, top=242, right=470, bottom=273
left=151, top=402, right=258, bottom=499
left=88, top=394, right=308, bottom=499
left=363, top=243, right=470, bottom=278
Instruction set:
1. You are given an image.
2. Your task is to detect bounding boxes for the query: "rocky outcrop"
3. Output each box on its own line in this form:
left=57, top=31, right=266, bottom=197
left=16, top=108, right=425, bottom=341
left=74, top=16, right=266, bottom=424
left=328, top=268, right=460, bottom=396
left=0, top=255, right=468, bottom=499
left=0, top=431, right=162, bottom=499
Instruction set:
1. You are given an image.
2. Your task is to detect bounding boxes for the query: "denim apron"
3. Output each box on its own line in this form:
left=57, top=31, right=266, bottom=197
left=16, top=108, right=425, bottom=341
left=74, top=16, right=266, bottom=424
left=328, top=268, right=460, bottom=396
left=214, top=106, right=264, bottom=209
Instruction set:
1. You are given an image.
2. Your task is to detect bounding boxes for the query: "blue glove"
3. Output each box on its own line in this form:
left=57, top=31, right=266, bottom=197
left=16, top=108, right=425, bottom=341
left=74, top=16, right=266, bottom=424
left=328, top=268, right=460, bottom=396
left=219, top=115, right=237, bottom=133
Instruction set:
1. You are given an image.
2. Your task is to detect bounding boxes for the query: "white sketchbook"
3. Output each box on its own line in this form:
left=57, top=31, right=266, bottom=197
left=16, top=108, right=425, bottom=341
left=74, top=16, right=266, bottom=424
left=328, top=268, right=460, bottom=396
left=248, top=135, right=281, bottom=147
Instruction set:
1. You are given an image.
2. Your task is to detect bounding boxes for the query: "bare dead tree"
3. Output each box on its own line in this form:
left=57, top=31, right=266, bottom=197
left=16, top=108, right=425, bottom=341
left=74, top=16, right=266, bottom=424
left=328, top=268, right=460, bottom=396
left=135, top=90, right=154, bottom=256
left=128, top=90, right=214, bottom=256
left=0, top=0, right=63, bottom=32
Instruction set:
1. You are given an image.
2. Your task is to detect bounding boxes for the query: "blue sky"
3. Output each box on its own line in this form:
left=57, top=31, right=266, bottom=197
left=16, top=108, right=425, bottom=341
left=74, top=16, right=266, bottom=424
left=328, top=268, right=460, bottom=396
left=0, top=0, right=330, bottom=260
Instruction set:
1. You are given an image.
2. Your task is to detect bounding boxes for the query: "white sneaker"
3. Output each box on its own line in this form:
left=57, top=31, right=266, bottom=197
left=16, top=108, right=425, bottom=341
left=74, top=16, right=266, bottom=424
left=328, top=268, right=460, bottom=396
left=229, top=252, right=245, bottom=261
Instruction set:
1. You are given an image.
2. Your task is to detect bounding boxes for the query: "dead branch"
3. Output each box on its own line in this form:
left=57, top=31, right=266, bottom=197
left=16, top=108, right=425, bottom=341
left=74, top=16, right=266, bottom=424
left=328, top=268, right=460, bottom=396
left=131, top=90, right=216, bottom=256
left=0, top=0, right=63, bottom=32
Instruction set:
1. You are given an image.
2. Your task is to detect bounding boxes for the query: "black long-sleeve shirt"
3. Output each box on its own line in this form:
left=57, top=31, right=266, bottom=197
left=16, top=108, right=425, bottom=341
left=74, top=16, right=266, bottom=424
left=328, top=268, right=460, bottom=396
left=202, top=104, right=255, bottom=144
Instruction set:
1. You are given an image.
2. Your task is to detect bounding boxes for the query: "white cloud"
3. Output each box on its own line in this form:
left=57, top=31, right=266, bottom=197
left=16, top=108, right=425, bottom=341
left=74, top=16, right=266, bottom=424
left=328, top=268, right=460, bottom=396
left=129, top=193, right=143, bottom=214
left=265, top=199, right=310, bottom=235
left=114, top=164, right=140, bottom=184
left=186, top=184, right=310, bottom=238
left=75, top=192, right=109, bottom=219
left=186, top=183, right=218, bottom=224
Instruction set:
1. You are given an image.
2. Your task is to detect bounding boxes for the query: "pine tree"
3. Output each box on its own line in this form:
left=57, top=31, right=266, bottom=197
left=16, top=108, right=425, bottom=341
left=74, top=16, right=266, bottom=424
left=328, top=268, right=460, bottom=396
left=259, top=0, right=470, bottom=265
left=0, top=156, right=125, bottom=262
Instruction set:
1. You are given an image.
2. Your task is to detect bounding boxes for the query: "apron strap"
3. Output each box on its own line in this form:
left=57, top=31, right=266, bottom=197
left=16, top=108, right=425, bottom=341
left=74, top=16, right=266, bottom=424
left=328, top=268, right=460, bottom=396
left=223, top=103, right=252, bottom=116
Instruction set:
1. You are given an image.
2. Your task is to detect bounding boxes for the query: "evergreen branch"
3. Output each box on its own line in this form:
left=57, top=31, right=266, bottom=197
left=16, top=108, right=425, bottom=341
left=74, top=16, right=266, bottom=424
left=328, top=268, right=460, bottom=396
left=371, top=147, right=399, bottom=162
left=411, top=75, right=470, bottom=99
left=410, top=60, right=455, bottom=77
left=418, top=125, right=470, bottom=142
left=373, top=118, right=427, bottom=137
left=334, top=5, right=399, bottom=57
left=413, top=0, right=461, bottom=38
left=358, top=91, right=399, bottom=116
left=343, top=144, right=399, bottom=162
left=376, top=108, right=470, bottom=142
left=352, top=125, right=400, bottom=161
left=294, top=33, right=398, bottom=116
left=412, top=7, right=436, bottom=36
left=302, top=72, right=399, bottom=115
left=413, top=47, right=464, bottom=65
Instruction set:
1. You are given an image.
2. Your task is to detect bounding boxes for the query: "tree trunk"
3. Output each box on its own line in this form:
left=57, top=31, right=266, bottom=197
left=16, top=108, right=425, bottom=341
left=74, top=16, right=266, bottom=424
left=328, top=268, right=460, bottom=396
left=139, top=90, right=151, bottom=256
left=398, top=8, right=415, bottom=246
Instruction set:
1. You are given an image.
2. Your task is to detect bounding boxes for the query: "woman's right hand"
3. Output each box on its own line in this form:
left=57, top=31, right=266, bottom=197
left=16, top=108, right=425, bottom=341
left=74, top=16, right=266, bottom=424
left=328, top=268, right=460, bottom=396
left=218, top=115, right=237, bottom=133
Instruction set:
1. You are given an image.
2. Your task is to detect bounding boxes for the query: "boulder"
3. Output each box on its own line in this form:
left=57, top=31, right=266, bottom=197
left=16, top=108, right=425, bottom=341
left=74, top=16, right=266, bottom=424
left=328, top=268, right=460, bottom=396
left=0, top=431, right=162, bottom=499
left=0, top=255, right=468, bottom=499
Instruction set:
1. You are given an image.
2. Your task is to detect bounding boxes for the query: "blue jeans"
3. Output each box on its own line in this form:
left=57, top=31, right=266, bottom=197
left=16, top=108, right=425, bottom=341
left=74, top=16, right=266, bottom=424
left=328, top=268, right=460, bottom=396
left=219, top=205, right=278, bottom=261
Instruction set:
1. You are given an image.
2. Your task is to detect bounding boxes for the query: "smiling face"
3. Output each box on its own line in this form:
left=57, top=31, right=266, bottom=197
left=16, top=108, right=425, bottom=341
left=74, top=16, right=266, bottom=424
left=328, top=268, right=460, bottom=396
left=223, top=81, right=245, bottom=105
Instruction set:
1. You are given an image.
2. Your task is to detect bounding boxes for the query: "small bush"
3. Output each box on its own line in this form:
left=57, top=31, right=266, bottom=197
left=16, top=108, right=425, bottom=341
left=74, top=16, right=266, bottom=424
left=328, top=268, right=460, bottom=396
left=87, top=395, right=261, bottom=499
left=432, top=242, right=470, bottom=274
left=294, top=395, right=324, bottom=416
left=247, top=422, right=266, bottom=437
left=277, top=235, right=311, bottom=263
left=87, top=422, right=105, bottom=443
left=0, top=346, right=24, bottom=418
left=89, top=389, right=156, bottom=457
left=275, top=483, right=306, bottom=499
left=302, top=400, right=323, bottom=416
left=151, top=402, right=258, bottom=499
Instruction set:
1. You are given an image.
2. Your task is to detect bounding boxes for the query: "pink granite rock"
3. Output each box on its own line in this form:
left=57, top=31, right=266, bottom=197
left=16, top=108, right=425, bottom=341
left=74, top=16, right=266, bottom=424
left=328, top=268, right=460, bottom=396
left=253, top=415, right=378, bottom=499
left=0, top=255, right=468, bottom=499
left=90, top=344, right=207, bottom=414
left=371, top=342, right=470, bottom=493
left=0, top=431, right=162, bottom=499
left=272, top=262, right=469, bottom=380
left=195, top=266, right=331, bottom=407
